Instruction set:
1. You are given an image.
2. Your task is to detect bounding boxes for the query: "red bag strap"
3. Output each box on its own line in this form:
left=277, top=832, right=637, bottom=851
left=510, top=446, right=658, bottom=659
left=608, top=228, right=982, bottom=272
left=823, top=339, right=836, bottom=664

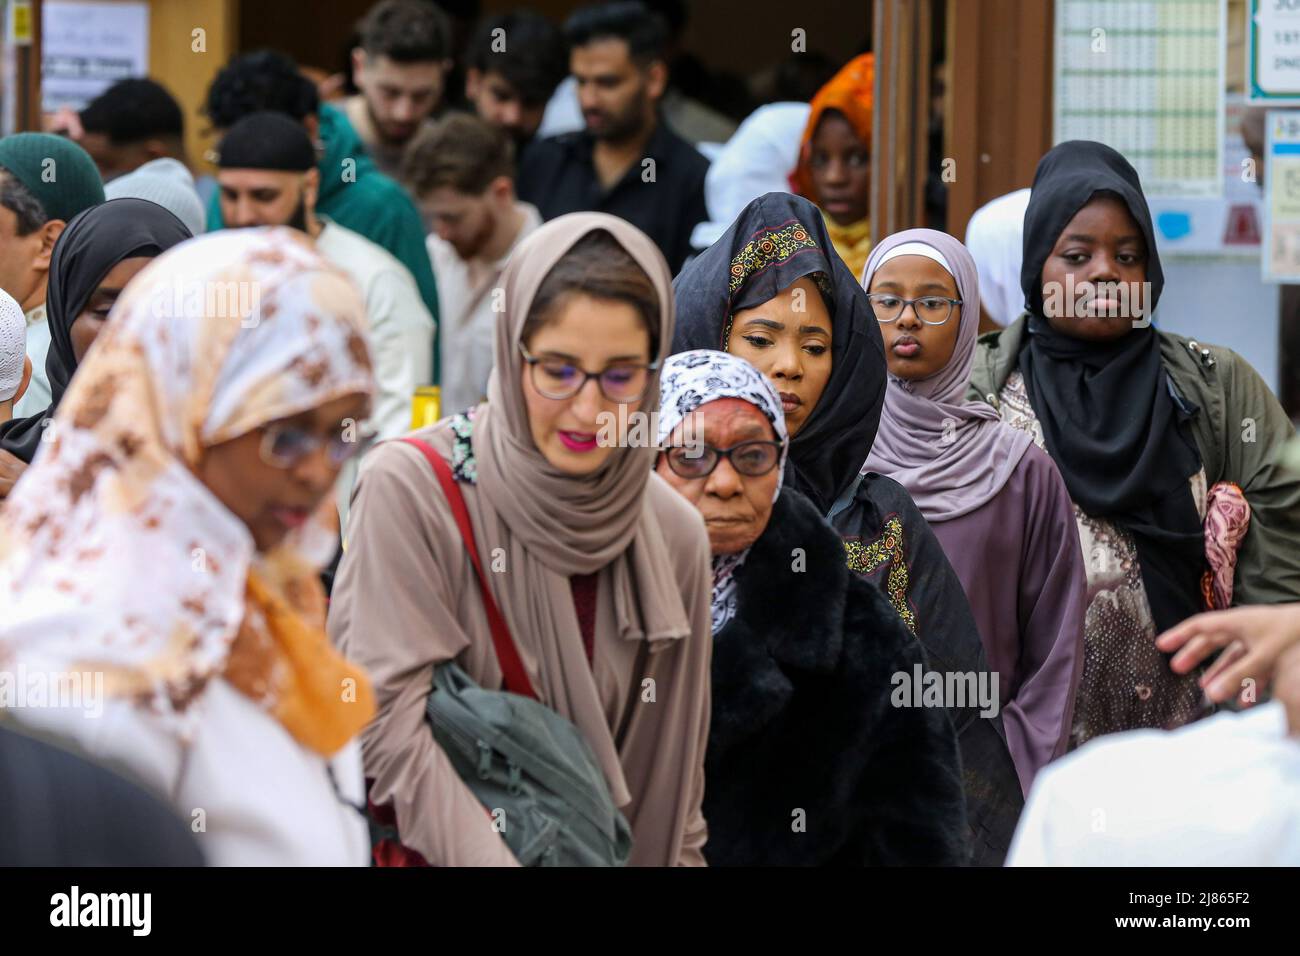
left=400, top=438, right=537, bottom=700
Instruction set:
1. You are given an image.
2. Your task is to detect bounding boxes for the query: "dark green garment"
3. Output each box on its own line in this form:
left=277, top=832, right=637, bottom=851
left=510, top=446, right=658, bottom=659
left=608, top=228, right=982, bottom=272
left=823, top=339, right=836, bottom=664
left=969, top=315, right=1300, bottom=607
left=206, top=103, right=441, bottom=381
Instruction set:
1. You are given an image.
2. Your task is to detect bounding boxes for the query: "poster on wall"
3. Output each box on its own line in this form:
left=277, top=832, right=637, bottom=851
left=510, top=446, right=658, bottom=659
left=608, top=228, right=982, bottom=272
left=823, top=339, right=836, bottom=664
left=1054, top=0, right=1226, bottom=198
left=41, top=1, right=149, bottom=112
left=1147, top=96, right=1265, bottom=258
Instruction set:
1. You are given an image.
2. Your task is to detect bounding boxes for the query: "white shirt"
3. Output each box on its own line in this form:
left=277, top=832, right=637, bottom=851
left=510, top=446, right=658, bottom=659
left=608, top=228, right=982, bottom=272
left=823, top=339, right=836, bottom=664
left=316, top=221, right=435, bottom=533
left=12, top=677, right=370, bottom=866
left=426, top=202, right=541, bottom=416
left=964, top=188, right=1031, bottom=327
left=316, top=220, right=434, bottom=438
left=14, top=304, right=50, bottom=419
left=1008, top=702, right=1300, bottom=866
left=690, top=102, right=809, bottom=252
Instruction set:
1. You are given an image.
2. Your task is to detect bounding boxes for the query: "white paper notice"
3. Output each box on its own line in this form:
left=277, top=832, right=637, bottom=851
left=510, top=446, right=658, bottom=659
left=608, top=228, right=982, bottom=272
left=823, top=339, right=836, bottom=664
left=41, top=1, right=149, bottom=112
left=1248, top=0, right=1300, bottom=103
left=1263, top=109, right=1300, bottom=280
left=1054, top=0, right=1225, bottom=198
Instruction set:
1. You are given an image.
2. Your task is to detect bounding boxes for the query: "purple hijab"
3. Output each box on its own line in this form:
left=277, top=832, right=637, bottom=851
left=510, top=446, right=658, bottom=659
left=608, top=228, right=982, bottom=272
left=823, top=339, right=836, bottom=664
left=861, top=228, right=1032, bottom=522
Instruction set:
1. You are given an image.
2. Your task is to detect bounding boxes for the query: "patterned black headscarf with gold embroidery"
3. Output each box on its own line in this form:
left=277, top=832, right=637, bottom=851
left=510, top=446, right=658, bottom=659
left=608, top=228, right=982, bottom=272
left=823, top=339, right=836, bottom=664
left=671, top=193, right=886, bottom=514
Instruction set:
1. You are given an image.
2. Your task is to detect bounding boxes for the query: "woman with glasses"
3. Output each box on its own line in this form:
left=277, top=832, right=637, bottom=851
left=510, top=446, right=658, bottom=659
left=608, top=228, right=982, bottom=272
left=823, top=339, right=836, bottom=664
left=654, top=349, right=966, bottom=865
left=862, top=229, right=1087, bottom=794
left=329, top=213, right=713, bottom=866
left=0, top=198, right=191, bottom=468
left=673, top=192, right=1022, bottom=865
left=0, top=228, right=379, bottom=864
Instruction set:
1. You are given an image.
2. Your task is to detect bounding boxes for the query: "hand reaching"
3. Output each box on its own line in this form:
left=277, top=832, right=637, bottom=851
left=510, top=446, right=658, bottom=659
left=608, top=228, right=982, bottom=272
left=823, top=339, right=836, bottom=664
left=1155, top=604, right=1300, bottom=706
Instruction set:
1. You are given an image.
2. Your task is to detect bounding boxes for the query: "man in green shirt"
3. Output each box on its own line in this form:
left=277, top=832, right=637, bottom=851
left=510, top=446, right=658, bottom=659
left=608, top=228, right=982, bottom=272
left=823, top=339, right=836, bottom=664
left=204, top=50, right=441, bottom=381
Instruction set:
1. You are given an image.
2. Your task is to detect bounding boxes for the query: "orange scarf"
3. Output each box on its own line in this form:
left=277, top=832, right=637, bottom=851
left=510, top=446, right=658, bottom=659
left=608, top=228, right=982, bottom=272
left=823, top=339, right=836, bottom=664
left=226, top=571, right=375, bottom=757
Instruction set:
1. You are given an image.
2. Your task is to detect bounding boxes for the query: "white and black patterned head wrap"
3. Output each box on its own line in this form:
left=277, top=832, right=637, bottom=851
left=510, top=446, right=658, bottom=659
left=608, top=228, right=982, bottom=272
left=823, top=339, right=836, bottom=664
left=656, top=348, right=789, bottom=498
left=657, top=349, right=789, bottom=633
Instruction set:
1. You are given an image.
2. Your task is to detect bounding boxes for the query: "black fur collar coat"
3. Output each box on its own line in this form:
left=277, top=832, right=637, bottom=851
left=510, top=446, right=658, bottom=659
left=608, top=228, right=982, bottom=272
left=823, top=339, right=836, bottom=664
left=702, top=488, right=969, bottom=866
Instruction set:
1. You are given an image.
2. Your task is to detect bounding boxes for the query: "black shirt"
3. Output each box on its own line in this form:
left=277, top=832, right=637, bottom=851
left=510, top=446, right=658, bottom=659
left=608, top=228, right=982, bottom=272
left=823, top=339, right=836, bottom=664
left=516, top=118, right=710, bottom=274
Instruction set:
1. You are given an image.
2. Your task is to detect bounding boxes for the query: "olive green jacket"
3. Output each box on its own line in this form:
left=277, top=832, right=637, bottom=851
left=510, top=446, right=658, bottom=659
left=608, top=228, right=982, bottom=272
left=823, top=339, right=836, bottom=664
left=968, top=315, right=1300, bottom=607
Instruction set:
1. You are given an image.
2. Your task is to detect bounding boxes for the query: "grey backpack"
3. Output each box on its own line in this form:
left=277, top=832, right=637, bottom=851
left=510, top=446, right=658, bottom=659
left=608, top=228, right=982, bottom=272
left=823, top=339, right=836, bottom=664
left=406, top=438, right=633, bottom=866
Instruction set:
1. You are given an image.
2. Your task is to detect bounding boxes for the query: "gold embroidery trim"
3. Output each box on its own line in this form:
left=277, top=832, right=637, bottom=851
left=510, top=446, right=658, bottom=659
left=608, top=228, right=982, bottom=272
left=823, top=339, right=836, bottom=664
left=728, top=220, right=817, bottom=297
left=843, top=515, right=916, bottom=634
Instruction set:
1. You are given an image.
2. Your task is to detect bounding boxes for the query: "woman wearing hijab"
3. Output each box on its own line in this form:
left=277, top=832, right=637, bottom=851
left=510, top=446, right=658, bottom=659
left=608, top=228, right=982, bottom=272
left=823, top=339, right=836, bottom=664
left=329, top=213, right=713, bottom=867
left=969, top=140, right=1300, bottom=748
left=0, top=228, right=378, bottom=865
left=862, top=228, right=1087, bottom=794
left=0, top=198, right=192, bottom=467
left=654, top=349, right=967, bottom=865
left=792, top=53, right=874, bottom=278
left=673, top=191, right=1022, bottom=866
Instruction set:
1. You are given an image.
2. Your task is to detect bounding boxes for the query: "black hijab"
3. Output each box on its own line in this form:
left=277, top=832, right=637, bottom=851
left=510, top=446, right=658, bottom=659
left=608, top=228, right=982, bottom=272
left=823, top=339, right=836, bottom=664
left=0, top=198, right=191, bottom=462
left=672, top=192, right=886, bottom=514
left=1019, top=140, right=1205, bottom=633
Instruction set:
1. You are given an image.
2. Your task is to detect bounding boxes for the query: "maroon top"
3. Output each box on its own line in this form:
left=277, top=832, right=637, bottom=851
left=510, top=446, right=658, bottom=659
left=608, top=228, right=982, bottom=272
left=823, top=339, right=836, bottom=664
left=570, top=573, right=599, bottom=666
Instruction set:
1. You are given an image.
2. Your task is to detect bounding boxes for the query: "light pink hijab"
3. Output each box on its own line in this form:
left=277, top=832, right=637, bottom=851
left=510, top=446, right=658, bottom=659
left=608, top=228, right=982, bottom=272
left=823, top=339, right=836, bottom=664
left=861, top=228, right=1032, bottom=522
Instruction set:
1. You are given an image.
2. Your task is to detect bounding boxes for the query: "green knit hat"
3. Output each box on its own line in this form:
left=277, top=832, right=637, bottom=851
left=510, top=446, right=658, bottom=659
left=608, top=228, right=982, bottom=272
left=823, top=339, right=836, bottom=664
left=0, top=133, right=105, bottom=224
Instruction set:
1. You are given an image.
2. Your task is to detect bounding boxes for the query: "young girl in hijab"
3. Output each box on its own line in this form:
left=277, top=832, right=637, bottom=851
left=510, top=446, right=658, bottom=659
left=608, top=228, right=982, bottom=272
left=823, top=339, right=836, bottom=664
left=863, top=228, right=1087, bottom=793
left=0, top=198, right=192, bottom=467
left=0, top=228, right=378, bottom=865
left=969, top=140, right=1300, bottom=748
left=673, top=192, right=1023, bottom=866
left=330, top=213, right=713, bottom=867
left=792, top=54, right=874, bottom=278
left=655, top=349, right=967, bottom=865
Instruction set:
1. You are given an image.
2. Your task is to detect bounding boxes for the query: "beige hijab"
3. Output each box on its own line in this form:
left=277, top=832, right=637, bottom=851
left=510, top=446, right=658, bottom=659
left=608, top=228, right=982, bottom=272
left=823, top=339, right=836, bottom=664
left=470, top=212, right=688, bottom=797
left=476, top=213, right=687, bottom=637
left=333, top=212, right=712, bottom=864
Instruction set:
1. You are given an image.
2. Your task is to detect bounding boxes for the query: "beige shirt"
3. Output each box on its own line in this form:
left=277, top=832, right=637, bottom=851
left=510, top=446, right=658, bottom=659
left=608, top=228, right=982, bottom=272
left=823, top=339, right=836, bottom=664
left=426, top=203, right=541, bottom=415
left=329, top=427, right=714, bottom=866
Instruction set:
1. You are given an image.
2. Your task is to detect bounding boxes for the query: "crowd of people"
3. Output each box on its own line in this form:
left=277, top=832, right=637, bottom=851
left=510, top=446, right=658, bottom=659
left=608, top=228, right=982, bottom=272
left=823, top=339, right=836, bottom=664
left=1, top=0, right=1299, bottom=867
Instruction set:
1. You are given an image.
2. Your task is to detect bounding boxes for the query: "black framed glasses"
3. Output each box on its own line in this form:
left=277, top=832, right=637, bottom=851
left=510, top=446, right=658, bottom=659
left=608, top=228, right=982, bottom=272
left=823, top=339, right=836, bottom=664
left=867, top=292, right=963, bottom=326
left=662, top=440, right=783, bottom=480
left=259, top=423, right=372, bottom=469
left=519, top=344, right=659, bottom=402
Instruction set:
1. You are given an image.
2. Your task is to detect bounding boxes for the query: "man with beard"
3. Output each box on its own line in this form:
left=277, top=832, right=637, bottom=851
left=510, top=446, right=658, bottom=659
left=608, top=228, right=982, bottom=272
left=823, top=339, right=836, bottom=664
left=404, top=113, right=541, bottom=414
left=463, top=10, right=567, bottom=155
left=344, top=0, right=453, bottom=188
left=515, top=1, right=708, bottom=273
left=203, top=49, right=441, bottom=359
left=215, top=111, right=435, bottom=530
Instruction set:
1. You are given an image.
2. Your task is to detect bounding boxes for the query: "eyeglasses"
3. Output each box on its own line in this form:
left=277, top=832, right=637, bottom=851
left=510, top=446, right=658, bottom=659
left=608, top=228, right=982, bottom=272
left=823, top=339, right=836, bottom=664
left=519, top=344, right=659, bottom=403
left=258, top=422, right=372, bottom=469
left=867, top=293, right=963, bottom=326
left=662, top=440, right=783, bottom=480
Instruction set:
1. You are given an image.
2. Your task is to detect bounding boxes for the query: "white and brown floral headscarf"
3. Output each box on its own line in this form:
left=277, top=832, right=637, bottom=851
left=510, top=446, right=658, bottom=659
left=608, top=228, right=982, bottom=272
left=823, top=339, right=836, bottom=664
left=0, top=227, right=376, bottom=755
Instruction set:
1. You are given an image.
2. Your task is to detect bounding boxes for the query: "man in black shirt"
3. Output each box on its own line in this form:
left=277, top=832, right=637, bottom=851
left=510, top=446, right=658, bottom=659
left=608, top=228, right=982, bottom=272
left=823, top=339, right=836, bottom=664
left=516, top=2, right=709, bottom=274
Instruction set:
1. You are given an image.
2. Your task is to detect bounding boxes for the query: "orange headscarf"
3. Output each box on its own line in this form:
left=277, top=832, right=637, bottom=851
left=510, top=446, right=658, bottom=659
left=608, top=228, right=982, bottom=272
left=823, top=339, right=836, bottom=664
left=791, top=53, right=875, bottom=201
